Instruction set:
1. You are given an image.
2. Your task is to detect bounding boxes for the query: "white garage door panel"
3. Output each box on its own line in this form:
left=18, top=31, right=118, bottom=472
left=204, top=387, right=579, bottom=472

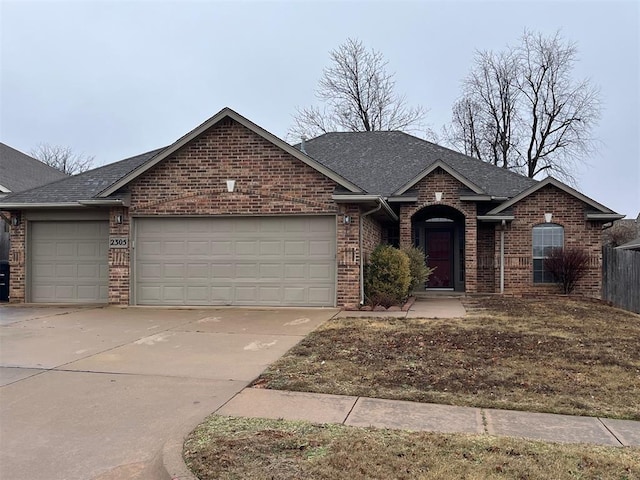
left=30, top=221, right=109, bottom=303
left=135, top=216, right=336, bottom=306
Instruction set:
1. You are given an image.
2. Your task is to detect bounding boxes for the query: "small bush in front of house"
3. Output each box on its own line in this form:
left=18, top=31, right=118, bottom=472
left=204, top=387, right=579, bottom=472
left=366, top=291, right=401, bottom=309
left=401, top=246, right=434, bottom=292
left=365, top=244, right=411, bottom=306
left=544, top=247, right=590, bottom=294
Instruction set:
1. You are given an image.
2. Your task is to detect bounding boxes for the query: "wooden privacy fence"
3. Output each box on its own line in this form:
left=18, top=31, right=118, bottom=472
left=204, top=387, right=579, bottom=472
left=602, top=247, right=640, bottom=313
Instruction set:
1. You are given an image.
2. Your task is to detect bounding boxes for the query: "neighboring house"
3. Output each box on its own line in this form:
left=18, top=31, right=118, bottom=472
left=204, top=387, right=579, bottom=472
left=0, top=108, right=623, bottom=306
left=0, top=143, right=68, bottom=261
left=614, top=214, right=640, bottom=252
left=616, top=238, right=640, bottom=251
left=602, top=216, right=638, bottom=247
left=611, top=213, right=640, bottom=251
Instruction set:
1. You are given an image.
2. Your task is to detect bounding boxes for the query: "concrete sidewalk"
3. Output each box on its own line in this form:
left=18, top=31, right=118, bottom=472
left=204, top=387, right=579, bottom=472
left=162, top=387, right=640, bottom=479
left=216, top=388, right=640, bottom=447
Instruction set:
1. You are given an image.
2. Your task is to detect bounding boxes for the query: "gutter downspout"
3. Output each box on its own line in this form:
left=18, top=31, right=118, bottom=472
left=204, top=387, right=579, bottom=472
left=500, top=220, right=505, bottom=294
left=360, top=200, right=383, bottom=305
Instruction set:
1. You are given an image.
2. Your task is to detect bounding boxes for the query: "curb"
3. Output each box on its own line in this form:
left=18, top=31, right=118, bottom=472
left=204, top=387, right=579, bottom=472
left=161, top=433, right=199, bottom=480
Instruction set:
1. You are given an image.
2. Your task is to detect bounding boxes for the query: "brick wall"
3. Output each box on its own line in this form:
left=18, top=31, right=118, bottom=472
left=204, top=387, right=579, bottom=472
left=500, top=184, right=604, bottom=297
left=398, top=168, right=478, bottom=292
left=125, top=118, right=360, bottom=306
left=129, top=119, right=337, bottom=216
left=361, top=211, right=383, bottom=263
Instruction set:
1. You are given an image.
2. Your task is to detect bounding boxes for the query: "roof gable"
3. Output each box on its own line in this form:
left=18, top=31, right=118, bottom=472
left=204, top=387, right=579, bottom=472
left=99, top=108, right=362, bottom=198
left=487, top=177, right=618, bottom=215
left=393, top=160, right=484, bottom=195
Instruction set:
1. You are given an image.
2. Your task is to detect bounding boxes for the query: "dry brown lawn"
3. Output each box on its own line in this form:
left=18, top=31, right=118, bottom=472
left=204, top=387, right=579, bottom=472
left=253, top=297, right=640, bottom=419
left=184, top=415, right=640, bottom=480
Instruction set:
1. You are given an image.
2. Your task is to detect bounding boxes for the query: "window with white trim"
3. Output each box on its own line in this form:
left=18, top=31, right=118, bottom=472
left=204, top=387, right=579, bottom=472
left=532, top=224, right=564, bottom=283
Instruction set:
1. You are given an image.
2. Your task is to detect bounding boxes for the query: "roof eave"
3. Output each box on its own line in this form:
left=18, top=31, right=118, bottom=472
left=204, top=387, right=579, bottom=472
left=0, top=198, right=129, bottom=209
left=460, top=194, right=508, bottom=202
left=586, top=213, right=625, bottom=221
left=332, top=194, right=398, bottom=221
left=387, top=196, right=418, bottom=203
left=98, top=108, right=363, bottom=198
left=477, top=215, right=515, bottom=222
left=78, top=199, right=130, bottom=207
left=615, top=240, right=640, bottom=250
left=0, top=202, right=88, bottom=209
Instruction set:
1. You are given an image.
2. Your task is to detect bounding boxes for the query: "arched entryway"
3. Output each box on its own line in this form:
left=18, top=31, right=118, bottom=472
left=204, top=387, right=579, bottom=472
left=412, top=205, right=465, bottom=291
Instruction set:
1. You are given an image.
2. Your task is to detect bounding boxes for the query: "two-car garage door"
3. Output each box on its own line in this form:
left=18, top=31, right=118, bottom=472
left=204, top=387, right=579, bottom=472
left=134, top=216, right=336, bottom=306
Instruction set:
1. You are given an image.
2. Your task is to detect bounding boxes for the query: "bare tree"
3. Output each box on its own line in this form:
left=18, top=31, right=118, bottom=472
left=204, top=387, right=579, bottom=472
left=444, top=30, right=601, bottom=184
left=30, top=143, right=95, bottom=175
left=444, top=49, right=520, bottom=169
left=290, top=38, right=427, bottom=140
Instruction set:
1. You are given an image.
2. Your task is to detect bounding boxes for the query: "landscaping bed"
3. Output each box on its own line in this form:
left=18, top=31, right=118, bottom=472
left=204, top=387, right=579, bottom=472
left=253, top=296, right=640, bottom=419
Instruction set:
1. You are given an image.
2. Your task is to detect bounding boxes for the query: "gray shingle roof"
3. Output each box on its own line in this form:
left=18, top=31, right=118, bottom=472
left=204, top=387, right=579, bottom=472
left=300, top=131, right=537, bottom=197
left=1, top=128, right=537, bottom=206
left=0, top=143, right=68, bottom=192
left=1, top=148, right=164, bottom=204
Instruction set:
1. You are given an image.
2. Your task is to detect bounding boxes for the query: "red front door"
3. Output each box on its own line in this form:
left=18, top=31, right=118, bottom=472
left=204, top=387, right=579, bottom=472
left=426, top=230, right=453, bottom=288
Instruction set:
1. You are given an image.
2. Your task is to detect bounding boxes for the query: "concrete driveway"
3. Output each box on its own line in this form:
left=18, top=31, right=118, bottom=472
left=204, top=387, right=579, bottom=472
left=0, top=304, right=338, bottom=480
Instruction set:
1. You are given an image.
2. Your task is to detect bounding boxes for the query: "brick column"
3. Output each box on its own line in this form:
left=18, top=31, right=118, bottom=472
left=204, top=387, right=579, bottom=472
left=336, top=205, right=360, bottom=307
left=108, top=207, right=130, bottom=305
left=464, top=214, right=478, bottom=293
left=399, top=205, right=413, bottom=248
left=8, top=212, right=25, bottom=303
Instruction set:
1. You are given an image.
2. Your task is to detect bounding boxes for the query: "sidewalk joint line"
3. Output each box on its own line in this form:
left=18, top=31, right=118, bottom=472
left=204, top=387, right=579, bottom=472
left=342, top=396, right=360, bottom=424
left=597, top=417, right=624, bottom=446
left=214, top=387, right=248, bottom=414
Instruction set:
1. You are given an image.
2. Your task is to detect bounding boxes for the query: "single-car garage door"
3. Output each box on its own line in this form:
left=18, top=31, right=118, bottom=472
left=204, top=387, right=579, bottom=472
left=29, top=221, right=109, bottom=303
left=134, top=216, right=336, bottom=306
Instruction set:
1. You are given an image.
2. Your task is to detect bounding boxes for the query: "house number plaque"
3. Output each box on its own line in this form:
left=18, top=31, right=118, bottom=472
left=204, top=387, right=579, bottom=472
left=109, top=236, right=129, bottom=248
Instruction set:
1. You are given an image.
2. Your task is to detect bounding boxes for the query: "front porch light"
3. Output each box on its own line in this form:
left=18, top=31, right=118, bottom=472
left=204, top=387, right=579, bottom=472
left=435, top=192, right=443, bottom=202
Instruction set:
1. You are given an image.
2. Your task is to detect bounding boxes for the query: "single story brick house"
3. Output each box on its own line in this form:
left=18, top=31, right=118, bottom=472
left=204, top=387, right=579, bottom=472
left=0, top=108, right=623, bottom=306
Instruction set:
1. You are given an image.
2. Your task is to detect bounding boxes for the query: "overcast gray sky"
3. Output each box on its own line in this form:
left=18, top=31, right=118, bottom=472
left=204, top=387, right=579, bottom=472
left=1, top=0, right=638, bottom=217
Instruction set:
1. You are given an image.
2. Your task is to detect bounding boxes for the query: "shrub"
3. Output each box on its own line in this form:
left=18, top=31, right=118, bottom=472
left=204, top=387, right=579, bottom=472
left=365, top=245, right=411, bottom=306
left=401, top=246, right=435, bottom=292
left=544, top=247, right=590, bottom=294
